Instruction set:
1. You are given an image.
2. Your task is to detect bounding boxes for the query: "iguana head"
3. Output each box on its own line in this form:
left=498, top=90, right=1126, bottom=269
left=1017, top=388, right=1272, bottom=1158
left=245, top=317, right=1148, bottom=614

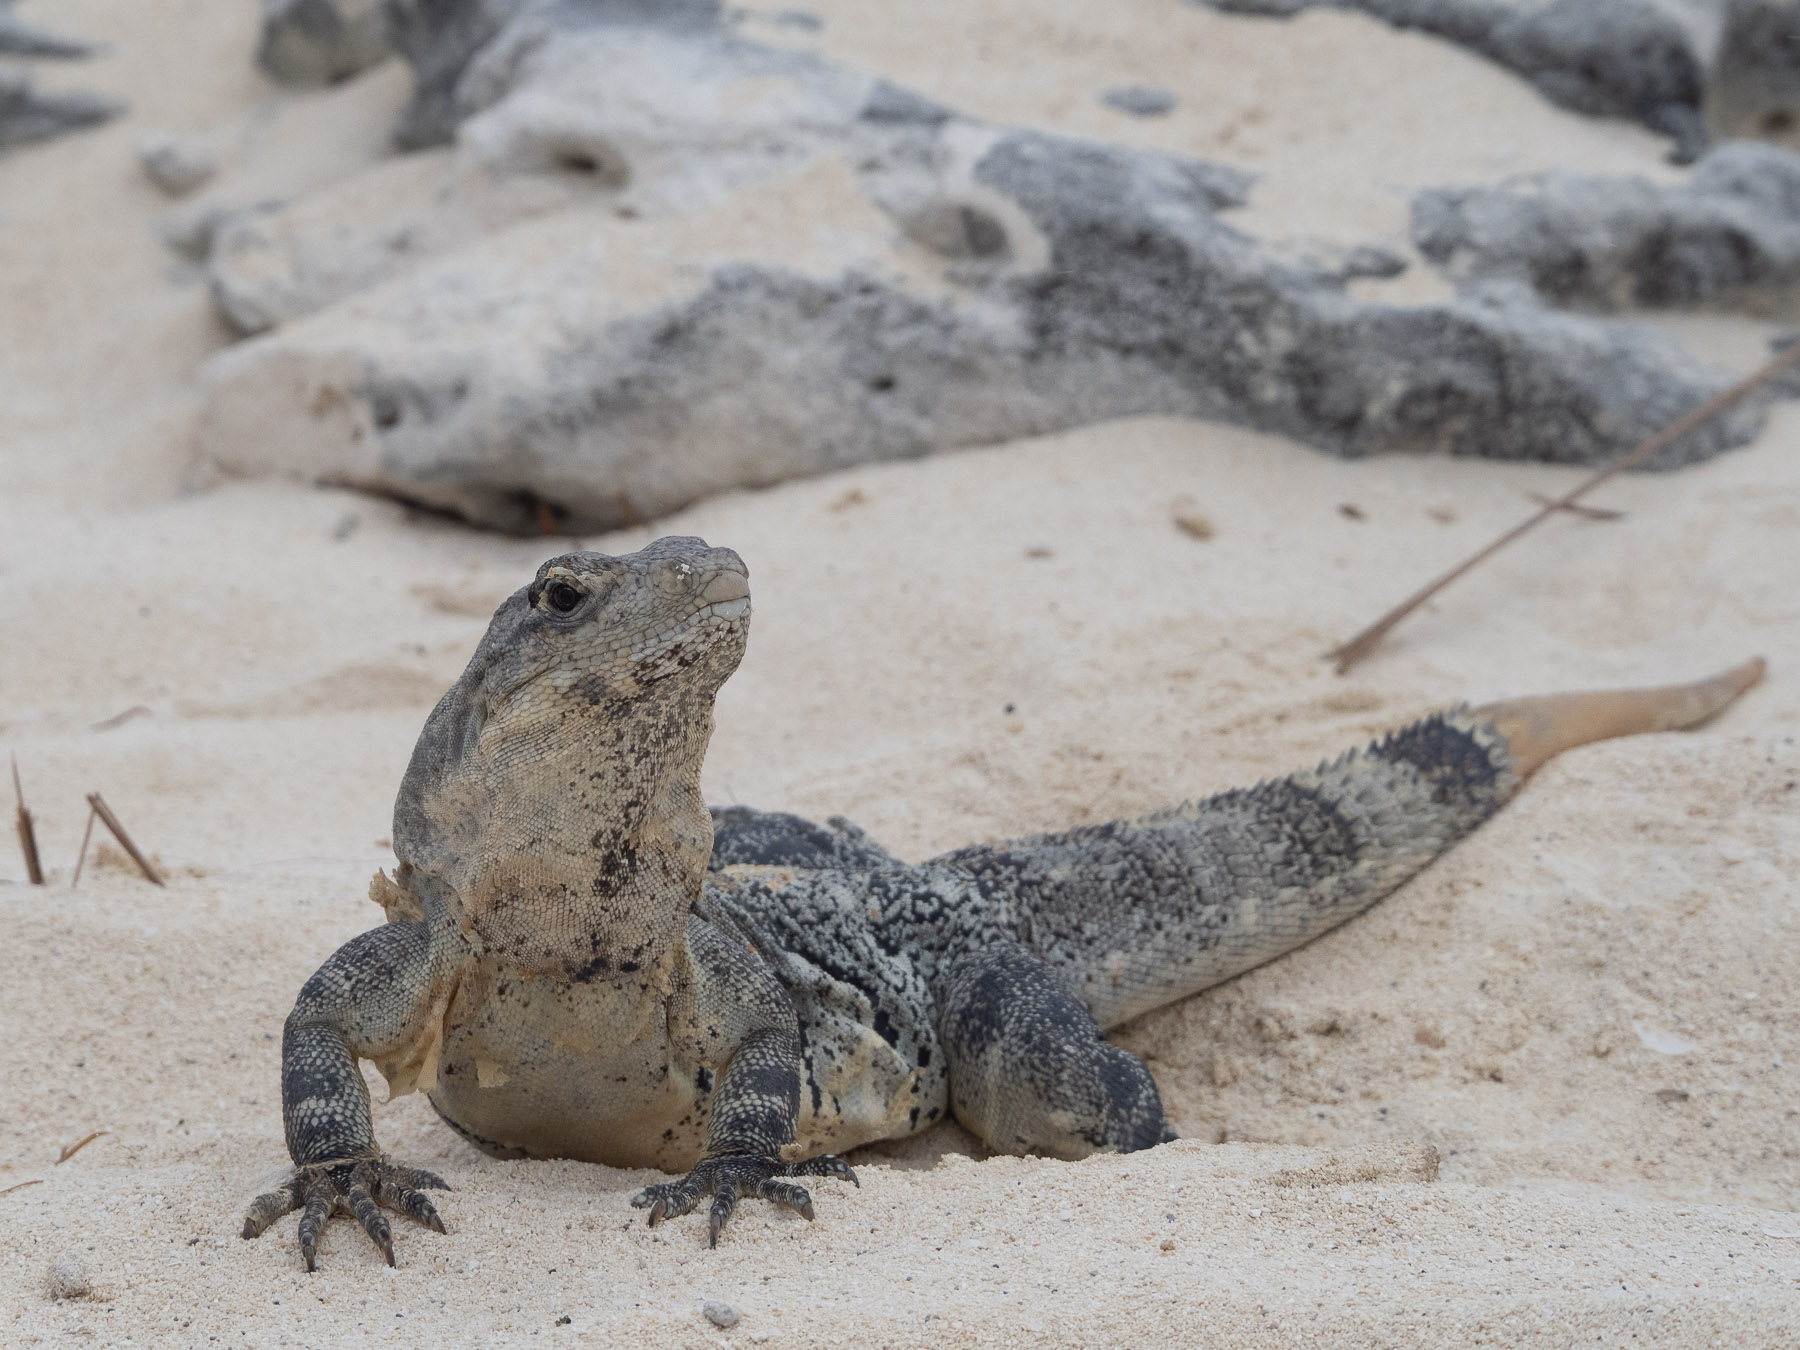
left=481, top=535, right=750, bottom=713
left=392, top=536, right=751, bottom=975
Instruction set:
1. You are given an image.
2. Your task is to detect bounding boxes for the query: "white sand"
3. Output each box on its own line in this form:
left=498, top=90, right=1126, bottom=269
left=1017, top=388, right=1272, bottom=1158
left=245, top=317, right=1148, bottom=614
left=3, top=2, right=1799, bottom=1345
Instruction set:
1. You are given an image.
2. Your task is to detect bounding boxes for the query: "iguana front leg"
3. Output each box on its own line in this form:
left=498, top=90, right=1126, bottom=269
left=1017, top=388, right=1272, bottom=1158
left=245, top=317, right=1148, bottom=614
left=632, top=915, right=857, bottom=1245
left=241, top=921, right=454, bottom=1270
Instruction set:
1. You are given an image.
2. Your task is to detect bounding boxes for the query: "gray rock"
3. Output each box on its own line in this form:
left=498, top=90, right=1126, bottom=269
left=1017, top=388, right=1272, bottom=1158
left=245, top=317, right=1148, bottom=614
left=702, top=1300, right=740, bottom=1329
left=0, top=62, right=121, bottom=147
left=193, top=0, right=1777, bottom=533
left=0, top=1, right=92, bottom=58
left=1712, top=0, right=1800, bottom=137
left=136, top=132, right=217, bottom=196
left=1101, top=85, right=1178, bottom=117
left=0, top=4, right=121, bottom=149
left=258, top=0, right=393, bottom=86
left=385, top=0, right=540, bottom=149
left=1413, top=140, right=1800, bottom=309
left=1199, top=0, right=1800, bottom=163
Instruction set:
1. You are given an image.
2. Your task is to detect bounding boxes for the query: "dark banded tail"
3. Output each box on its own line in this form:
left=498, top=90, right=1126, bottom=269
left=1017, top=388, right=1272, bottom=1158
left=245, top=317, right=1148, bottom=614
left=936, top=659, right=1764, bottom=1029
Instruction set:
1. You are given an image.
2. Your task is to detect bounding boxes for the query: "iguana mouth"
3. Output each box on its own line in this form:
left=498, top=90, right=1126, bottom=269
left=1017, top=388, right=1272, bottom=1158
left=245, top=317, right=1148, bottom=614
left=627, top=593, right=750, bottom=669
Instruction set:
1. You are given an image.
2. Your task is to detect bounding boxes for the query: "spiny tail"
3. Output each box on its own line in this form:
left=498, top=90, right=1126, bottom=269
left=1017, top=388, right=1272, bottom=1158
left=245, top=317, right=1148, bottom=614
left=937, top=659, right=1764, bottom=1031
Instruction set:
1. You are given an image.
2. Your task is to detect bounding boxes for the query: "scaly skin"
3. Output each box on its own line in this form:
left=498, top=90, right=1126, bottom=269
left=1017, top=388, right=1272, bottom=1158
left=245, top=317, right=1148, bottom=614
left=244, top=535, right=1755, bottom=1267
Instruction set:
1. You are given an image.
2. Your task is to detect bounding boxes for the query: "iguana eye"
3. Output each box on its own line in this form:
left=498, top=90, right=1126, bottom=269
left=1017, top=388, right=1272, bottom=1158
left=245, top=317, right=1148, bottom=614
left=546, top=581, right=583, bottom=613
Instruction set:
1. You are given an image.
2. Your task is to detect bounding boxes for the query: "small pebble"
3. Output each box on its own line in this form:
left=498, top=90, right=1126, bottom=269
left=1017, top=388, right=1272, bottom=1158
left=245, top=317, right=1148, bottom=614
left=49, top=1253, right=91, bottom=1301
left=136, top=133, right=216, bottom=196
left=1101, top=85, right=1177, bottom=118
left=703, top=1299, right=741, bottom=1328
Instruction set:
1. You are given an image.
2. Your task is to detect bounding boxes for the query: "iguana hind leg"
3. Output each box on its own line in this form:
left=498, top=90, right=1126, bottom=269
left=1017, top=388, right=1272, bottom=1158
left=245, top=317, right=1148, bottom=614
left=638, top=914, right=858, bottom=1245
left=939, top=940, right=1169, bottom=1159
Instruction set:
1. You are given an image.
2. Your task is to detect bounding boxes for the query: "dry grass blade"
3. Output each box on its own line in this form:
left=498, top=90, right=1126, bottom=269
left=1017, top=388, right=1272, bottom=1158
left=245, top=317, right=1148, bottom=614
left=11, top=753, right=44, bottom=885
left=86, top=792, right=164, bottom=886
left=56, top=1131, right=109, bottom=1164
left=69, top=803, right=98, bottom=890
left=0, top=1179, right=44, bottom=1197
left=1327, top=340, right=1800, bottom=675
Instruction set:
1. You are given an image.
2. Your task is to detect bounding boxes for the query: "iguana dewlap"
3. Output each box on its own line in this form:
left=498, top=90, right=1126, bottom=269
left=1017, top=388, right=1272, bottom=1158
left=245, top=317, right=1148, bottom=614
left=242, top=536, right=1763, bottom=1269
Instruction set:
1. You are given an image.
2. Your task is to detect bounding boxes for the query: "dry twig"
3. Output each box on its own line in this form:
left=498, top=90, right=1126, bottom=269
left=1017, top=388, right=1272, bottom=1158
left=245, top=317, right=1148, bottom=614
left=56, top=1132, right=109, bottom=1164
left=0, top=1179, right=44, bottom=1197
left=1526, top=491, right=1625, bottom=521
left=1327, top=341, right=1800, bottom=674
left=86, top=793, right=164, bottom=886
left=11, top=754, right=44, bottom=885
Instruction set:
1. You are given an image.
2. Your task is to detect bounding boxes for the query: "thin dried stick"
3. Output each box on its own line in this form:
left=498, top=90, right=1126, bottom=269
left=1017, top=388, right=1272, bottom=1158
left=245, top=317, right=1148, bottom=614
left=56, top=1132, right=109, bottom=1164
left=86, top=793, right=164, bottom=887
left=11, top=754, right=44, bottom=886
left=69, top=803, right=98, bottom=890
left=1328, top=340, right=1800, bottom=674
left=1526, top=491, right=1625, bottom=521
left=0, top=1179, right=43, bottom=1197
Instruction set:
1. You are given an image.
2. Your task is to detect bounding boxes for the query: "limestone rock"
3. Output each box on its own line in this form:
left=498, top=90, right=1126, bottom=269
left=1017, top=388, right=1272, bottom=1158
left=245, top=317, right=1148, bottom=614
left=258, top=0, right=392, bottom=86
left=192, top=0, right=1777, bottom=532
left=1413, top=140, right=1800, bottom=309
left=0, top=62, right=120, bottom=148
left=0, top=1, right=92, bottom=59
left=1201, top=0, right=1800, bottom=161
left=0, top=3, right=120, bottom=149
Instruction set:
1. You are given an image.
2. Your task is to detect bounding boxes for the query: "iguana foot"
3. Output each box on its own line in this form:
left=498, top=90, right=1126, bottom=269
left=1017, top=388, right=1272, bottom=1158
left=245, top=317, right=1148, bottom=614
left=631, top=1154, right=858, bottom=1246
left=241, top=1157, right=449, bottom=1271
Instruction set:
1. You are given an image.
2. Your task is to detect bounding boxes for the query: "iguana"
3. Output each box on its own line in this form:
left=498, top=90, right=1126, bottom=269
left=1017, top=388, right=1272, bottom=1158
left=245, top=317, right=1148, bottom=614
left=241, top=535, right=1764, bottom=1269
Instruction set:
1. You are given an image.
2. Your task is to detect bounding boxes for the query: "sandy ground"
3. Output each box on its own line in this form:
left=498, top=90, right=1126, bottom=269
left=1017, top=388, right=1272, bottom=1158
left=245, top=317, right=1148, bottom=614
left=3, top=2, right=1800, bottom=1346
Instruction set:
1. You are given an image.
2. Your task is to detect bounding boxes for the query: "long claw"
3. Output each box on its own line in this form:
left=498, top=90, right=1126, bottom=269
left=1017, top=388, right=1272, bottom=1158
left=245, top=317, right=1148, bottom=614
left=757, top=1178, right=815, bottom=1220
left=375, top=1177, right=447, bottom=1234
left=347, top=1169, right=397, bottom=1267
left=648, top=1196, right=668, bottom=1227
left=297, top=1179, right=331, bottom=1273
left=708, top=1192, right=736, bottom=1247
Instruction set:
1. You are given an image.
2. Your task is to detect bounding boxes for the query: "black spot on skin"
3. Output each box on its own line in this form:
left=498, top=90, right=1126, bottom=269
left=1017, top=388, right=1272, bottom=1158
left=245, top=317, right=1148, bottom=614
left=872, top=1008, right=899, bottom=1048
left=695, top=1067, right=713, bottom=1093
left=570, top=954, right=610, bottom=983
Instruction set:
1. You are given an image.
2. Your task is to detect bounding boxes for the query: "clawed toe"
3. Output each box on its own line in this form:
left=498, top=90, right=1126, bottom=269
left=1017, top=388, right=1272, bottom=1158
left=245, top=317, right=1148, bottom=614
left=630, top=1153, right=857, bottom=1244
left=786, top=1154, right=857, bottom=1187
left=242, top=1156, right=450, bottom=1271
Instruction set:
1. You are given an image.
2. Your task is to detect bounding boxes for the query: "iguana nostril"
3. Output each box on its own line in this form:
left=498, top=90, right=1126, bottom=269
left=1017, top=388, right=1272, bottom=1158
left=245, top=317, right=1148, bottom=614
left=701, top=572, right=749, bottom=604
